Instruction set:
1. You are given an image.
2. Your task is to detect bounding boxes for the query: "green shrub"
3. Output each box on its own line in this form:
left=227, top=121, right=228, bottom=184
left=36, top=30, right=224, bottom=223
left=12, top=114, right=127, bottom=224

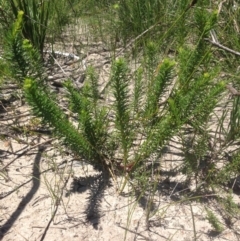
left=4, top=4, right=240, bottom=198
left=5, top=15, right=224, bottom=193
left=7, top=0, right=54, bottom=57
left=206, top=208, right=224, bottom=233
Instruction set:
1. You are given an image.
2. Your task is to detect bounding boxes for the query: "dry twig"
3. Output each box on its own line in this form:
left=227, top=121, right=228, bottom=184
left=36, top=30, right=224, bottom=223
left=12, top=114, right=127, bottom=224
left=226, top=85, right=240, bottom=96
left=205, top=38, right=240, bottom=57
left=0, top=138, right=55, bottom=171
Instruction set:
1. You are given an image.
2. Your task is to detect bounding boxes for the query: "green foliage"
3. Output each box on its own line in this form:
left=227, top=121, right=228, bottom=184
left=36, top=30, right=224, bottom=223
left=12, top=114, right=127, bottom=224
left=3, top=0, right=240, bottom=201
left=64, top=79, right=111, bottom=167
left=0, top=0, right=14, bottom=32
left=222, top=194, right=239, bottom=217
left=0, top=57, right=9, bottom=85
left=3, top=11, right=45, bottom=84
left=7, top=0, right=53, bottom=56
left=89, top=0, right=218, bottom=52
left=117, top=0, right=162, bottom=38
left=24, top=78, right=104, bottom=169
left=145, top=58, right=175, bottom=121
left=206, top=208, right=224, bottom=233
left=6, top=8, right=226, bottom=191
left=216, top=152, right=240, bottom=185
left=46, top=0, right=86, bottom=41
left=0, top=0, right=81, bottom=57
left=86, top=66, right=100, bottom=110
left=132, top=66, right=143, bottom=114
left=21, top=42, right=188, bottom=180
left=227, top=96, right=240, bottom=141
left=111, top=58, right=132, bottom=164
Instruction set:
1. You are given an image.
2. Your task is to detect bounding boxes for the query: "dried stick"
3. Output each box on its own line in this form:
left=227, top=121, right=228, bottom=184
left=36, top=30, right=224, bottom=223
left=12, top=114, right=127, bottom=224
left=0, top=138, right=55, bottom=171
left=48, top=53, right=67, bottom=75
left=226, top=85, right=240, bottom=96
left=0, top=113, right=30, bottom=121
left=0, top=84, right=19, bottom=90
left=205, top=38, right=240, bottom=57
left=217, top=0, right=227, bottom=15
left=116, top=23, right=158, bottom=56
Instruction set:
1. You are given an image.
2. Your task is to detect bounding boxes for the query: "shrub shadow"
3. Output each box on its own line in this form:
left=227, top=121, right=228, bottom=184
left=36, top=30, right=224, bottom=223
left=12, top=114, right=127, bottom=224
left=68, top=169, right=111, bottom=229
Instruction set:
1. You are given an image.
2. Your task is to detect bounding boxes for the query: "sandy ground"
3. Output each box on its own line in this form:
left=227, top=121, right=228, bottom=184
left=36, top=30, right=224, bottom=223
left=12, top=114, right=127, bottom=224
left=1, top=125, right=240, bottom=241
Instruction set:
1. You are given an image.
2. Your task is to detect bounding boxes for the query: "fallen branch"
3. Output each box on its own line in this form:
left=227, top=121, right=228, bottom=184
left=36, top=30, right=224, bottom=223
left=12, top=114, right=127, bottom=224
left=43, top=50, right=80, bottom=60
left=205, top=38, right=240, bottom=57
